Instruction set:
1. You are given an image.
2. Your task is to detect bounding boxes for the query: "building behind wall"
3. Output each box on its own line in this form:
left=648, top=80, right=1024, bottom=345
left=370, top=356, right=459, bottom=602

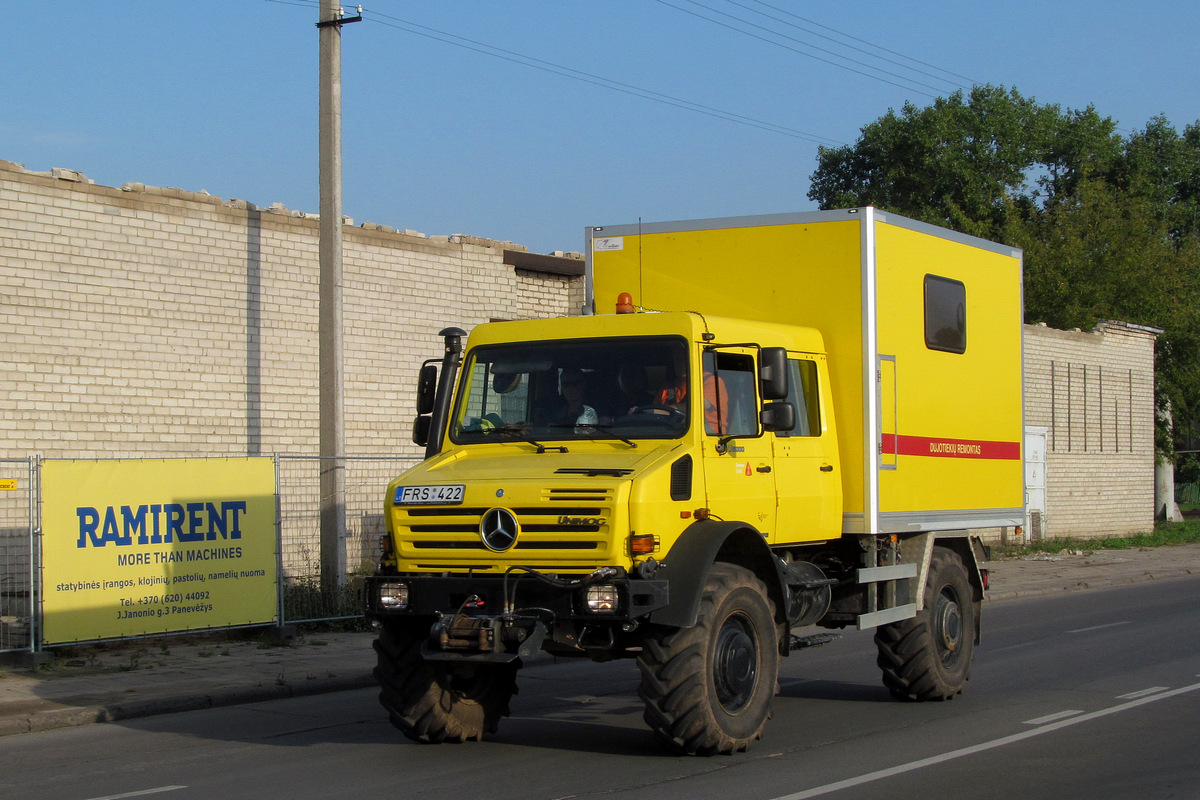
left=1023, top=321, right=1159, bottom=540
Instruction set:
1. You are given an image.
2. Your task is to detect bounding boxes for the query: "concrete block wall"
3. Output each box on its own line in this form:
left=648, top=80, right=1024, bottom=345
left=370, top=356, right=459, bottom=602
left=1023, top=321, right=1159, bottom=539
left=0, top=159, right=584, bottom=462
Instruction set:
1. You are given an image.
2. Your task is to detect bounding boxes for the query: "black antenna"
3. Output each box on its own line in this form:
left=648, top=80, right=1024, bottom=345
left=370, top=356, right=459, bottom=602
left=638, top=217, right=643, bottom=310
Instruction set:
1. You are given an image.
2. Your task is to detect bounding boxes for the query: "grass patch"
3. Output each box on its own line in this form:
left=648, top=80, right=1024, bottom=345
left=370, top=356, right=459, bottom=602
left=996, top=518, right=1200, bottom=558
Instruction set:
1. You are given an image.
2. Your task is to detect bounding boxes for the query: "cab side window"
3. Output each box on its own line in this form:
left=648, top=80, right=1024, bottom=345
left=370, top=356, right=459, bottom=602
left=703, top=350, right=758, bottom=436
left=778, top=358, right=820, bottom=437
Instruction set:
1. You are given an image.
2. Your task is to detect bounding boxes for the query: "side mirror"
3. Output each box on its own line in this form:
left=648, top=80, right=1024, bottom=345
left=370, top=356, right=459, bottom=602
left=412, top=415, right=432, bottom=447
left=416, top=363, right=438, bottom=414
left=761, top=401, right=796, bottom=433
left=759, top=347, right=789, bottom=401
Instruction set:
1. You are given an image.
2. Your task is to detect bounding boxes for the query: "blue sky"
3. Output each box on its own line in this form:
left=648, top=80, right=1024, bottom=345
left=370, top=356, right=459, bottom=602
left=3, top=1, right=1197, bottom=255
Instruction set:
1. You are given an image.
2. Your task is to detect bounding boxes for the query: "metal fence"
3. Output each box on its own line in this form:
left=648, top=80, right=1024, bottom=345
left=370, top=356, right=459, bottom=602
left=0, top=459, right=36, bottom=653
left=0, top=455, right=417, bottom=654
left=276, top=455, right=417, bottom=624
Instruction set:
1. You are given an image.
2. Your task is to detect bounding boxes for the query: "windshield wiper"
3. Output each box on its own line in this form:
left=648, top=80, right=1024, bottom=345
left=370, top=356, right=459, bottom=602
left=588, top=425, right=638, bottom=448
left=490, top=423, right=567, bottom=454
left=545, top=422, right=637, bottom=448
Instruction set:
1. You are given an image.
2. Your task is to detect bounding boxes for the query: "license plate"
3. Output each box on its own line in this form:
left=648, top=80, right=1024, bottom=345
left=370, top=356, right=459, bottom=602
left=394, top=484, right=465, bottom=505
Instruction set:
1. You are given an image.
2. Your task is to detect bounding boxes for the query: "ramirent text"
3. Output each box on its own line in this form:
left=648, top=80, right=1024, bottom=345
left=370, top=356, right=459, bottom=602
left=76, top=501, right=249, bottom=547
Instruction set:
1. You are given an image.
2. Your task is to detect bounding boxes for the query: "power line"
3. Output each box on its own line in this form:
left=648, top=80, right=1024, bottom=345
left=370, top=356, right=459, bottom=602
left=263, top=0, right=320, bottom=9
left=724, top=0, right=979, bottom=88
left=656, top=0, right=955, bottom=99
left=739, top=0, right=980, bottom=88
left=360, top=8, right=845, bottom=147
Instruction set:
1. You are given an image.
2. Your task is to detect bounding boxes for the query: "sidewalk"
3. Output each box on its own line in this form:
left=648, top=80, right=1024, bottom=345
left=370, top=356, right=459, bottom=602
left=2, top=543, right=1199, bottom=737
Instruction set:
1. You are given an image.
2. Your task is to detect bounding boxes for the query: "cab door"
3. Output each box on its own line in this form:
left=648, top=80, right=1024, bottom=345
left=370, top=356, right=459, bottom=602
left=700, top=348, right=778, bottom=537
left=771, top=354, right=842, bottom=544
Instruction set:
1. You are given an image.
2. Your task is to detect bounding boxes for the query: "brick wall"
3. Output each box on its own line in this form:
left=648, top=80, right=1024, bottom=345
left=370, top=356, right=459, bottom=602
left=1023, top=321, right=1159, bottom=539
left=0, top=160, right=583, bottom=461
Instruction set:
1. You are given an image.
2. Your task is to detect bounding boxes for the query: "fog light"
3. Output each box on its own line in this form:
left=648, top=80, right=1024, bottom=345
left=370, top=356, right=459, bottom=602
left=378, top=581, right=409, bottom=609
left=585, top=584, right=618, bottom=613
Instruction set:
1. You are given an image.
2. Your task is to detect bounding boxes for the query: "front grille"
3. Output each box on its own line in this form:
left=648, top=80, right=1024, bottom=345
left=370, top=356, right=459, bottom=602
left=394, top=486, right=617, bottom=569
left=546, top=487, right=610, bottom=502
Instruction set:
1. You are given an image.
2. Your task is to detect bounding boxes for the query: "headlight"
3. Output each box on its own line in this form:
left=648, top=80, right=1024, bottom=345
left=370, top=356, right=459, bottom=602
left=377, top=581, right=409, bottom=610
left=585, top=584, right=618, bottom=613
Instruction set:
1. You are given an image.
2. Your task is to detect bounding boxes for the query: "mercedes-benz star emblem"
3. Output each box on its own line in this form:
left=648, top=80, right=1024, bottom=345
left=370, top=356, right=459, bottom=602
left=480, top=507, right=519, bottom=552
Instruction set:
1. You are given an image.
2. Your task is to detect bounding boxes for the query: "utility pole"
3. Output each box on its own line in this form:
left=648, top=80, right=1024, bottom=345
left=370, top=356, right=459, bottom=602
left=317, top=2, right=360, bottom=609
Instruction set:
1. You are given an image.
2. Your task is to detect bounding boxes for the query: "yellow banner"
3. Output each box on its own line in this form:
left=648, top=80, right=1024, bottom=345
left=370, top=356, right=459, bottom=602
left=42, top=458, right=277, bottom=644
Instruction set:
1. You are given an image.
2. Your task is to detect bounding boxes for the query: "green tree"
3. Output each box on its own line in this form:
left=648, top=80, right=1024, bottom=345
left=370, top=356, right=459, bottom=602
left=1114, top=116, right=1200, bottom=242
left=808, top=85, right=1119, bottom=241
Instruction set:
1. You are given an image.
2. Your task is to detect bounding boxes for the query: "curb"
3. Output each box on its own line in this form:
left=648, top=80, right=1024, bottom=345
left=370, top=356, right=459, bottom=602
left=986, top=565, right=1199, bottom=602
left=0, top=672, right=376, bottom=737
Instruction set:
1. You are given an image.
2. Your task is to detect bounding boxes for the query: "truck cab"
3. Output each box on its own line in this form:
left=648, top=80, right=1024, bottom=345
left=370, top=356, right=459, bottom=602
left=389, top=309, right=842, bottom=576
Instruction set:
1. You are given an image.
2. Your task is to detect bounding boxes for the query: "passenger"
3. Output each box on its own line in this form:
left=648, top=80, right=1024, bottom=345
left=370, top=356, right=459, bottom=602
left=554, top=368, right=598, bottom=430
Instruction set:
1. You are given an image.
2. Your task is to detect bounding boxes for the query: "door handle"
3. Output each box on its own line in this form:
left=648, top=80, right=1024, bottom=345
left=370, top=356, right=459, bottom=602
left=819, top=464, right=834, bottom=472
left=756, top=466, right=772, bottom=474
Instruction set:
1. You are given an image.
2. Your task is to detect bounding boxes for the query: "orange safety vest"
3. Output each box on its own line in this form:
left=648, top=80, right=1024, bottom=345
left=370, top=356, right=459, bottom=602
left=655, top=374, right=729, bottom=434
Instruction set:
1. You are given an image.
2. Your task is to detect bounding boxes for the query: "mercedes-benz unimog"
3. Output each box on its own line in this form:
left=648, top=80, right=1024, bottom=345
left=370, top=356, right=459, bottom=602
left=364, top=208, right=1024, bottom=755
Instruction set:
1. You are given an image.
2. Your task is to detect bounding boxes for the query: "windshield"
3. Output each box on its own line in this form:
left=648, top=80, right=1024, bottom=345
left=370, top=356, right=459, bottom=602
left=451, top=336, right=691, bottom=442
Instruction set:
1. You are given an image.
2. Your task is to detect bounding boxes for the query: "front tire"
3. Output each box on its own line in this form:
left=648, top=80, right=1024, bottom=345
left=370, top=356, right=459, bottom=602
left=874, top=546, right=975, bottom=701
left=637, top=562, right=780, bottom=755
left=373, top=620, right=519, bottom=743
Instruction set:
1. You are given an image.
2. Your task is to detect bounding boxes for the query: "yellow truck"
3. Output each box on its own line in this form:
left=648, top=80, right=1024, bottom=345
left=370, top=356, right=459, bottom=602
left=365, top=208, right=1024, bottom=755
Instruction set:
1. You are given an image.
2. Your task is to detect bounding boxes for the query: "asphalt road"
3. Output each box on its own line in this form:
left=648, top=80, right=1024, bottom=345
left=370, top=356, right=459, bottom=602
left=3, top=576, right=1199, bottom=800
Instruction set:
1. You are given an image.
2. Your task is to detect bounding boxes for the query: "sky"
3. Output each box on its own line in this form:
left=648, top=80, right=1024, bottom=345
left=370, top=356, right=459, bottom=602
left=3, top=1, right=1198, bottom=256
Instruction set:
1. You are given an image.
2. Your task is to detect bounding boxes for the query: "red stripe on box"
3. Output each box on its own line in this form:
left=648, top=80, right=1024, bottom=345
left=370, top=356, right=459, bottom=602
left=882, top=434, right=1021, bottom=460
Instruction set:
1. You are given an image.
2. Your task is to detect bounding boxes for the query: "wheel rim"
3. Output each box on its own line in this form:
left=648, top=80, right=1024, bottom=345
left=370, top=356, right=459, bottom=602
left=933, top=587, right=963, bottom=667
left=713, top=613, right=758, bottom=713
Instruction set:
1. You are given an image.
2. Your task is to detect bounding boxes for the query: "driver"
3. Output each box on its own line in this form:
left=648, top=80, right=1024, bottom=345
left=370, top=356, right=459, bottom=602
left=654, top=350, right=729, bottom=434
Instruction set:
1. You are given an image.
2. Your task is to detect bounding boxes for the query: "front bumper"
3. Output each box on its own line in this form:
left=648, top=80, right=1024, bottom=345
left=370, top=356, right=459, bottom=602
left=364, top=571, right=670, bottom=661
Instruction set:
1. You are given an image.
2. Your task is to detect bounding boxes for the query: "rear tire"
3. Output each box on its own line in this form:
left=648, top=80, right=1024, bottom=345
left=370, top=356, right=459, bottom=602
left=874, top=546, right=975, bottom=701
left=373, top=620, right=519, bottom=743
left=637, top=563, right=779, bottom=755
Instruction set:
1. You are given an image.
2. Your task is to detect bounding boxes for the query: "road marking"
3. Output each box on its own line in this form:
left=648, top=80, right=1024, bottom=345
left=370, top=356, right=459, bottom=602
left=87, top=787, right=187, bottom=800
left=1067, top=621, right=1131, bottom=634
left=988, top=641, right=1039, bottom=653
left=1024, top=710, right=1084, bottom=725
left=768, top=680, right=1200, bottom=800
left=1117, top=686, right=1169, bottom=700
